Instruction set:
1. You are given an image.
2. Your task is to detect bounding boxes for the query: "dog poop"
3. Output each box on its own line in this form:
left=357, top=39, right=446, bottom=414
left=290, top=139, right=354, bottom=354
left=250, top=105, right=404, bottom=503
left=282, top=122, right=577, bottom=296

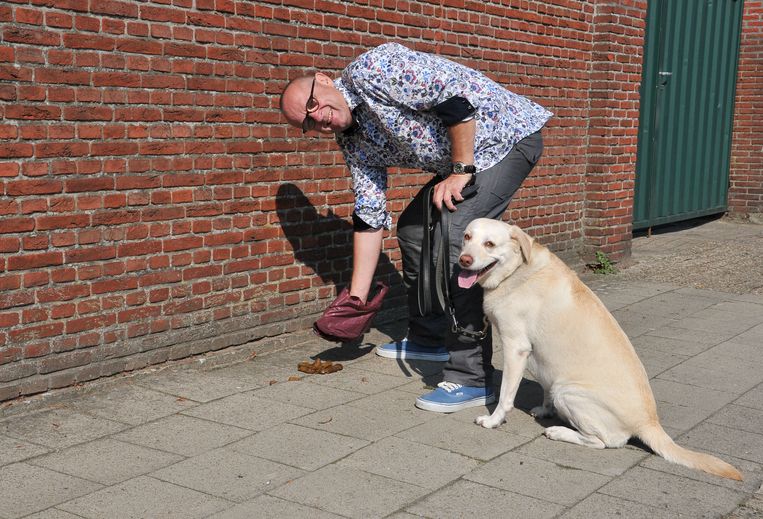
left=297, top=358, right=343, bottom=374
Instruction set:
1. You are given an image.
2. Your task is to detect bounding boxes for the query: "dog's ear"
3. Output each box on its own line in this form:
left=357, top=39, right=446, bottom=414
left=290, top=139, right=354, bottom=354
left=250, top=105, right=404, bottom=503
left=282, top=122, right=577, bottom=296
left=510, top=226, right=533, bottom=263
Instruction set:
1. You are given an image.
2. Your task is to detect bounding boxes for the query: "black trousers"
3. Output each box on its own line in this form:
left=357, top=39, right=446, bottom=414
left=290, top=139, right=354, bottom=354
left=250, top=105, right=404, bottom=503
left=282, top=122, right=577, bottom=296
left=396, top=130, right=544, bottom=387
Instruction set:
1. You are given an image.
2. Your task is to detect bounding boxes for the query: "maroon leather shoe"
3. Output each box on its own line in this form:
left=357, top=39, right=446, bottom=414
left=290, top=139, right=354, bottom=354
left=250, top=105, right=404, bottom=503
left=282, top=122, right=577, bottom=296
left=313, top=282, right=388, bottom=342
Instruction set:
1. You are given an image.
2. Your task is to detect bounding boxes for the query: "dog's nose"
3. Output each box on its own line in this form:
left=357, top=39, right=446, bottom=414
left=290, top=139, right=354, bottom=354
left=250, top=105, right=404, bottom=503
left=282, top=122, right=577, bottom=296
left=459, top=254, right=473, bottom=268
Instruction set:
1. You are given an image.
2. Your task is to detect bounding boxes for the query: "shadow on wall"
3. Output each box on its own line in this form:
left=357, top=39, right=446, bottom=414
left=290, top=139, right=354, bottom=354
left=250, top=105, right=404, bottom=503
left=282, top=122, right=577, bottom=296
left=275, top=183, right=406, bottom=345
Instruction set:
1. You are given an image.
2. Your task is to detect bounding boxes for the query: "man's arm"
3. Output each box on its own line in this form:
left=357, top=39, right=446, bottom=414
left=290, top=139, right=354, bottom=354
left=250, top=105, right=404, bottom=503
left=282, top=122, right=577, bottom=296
left=433, top=118, right=476, bottom=212
left=349, top=227, right=383, bottom=303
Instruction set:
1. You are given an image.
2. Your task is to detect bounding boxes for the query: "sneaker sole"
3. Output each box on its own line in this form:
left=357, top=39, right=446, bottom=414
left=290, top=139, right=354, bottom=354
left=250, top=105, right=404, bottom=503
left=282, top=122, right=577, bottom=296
left=414, top=394, right=496, bottom=413
left=375, top=348, right=449, bottom=362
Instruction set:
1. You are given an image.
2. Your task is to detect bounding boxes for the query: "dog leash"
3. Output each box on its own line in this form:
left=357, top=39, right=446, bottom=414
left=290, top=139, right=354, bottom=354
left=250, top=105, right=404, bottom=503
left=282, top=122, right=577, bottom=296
left=418, top=184, right=489, bottom=341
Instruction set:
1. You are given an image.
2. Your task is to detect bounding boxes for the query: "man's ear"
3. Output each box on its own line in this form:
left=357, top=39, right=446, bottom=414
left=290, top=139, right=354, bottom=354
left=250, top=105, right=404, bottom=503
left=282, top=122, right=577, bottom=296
left=510, top=226, right=533, bottom=263
left=315, top=72, right=333, bottom=86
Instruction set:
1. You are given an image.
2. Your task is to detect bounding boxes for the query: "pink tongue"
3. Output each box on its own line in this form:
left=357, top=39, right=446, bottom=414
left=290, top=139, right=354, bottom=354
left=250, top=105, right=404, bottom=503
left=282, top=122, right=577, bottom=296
left=458, top=270, right=479, bottom=289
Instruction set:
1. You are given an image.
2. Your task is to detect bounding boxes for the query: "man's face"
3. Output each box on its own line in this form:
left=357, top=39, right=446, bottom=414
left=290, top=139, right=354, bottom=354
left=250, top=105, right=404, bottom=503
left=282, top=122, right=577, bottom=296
left=281, top=74, right=353, bottom=134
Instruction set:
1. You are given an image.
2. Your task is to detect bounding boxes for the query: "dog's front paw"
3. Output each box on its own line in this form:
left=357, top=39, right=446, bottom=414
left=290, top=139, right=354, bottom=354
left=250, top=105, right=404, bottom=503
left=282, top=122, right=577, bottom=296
left=475, top=413, right=505, bottom=429
left=530, top=405, right=554, bottom=418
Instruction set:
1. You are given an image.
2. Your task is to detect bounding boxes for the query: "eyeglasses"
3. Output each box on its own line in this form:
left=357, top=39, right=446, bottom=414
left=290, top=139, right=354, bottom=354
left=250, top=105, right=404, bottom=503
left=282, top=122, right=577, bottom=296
left=301, top=77, right=319, bottom=133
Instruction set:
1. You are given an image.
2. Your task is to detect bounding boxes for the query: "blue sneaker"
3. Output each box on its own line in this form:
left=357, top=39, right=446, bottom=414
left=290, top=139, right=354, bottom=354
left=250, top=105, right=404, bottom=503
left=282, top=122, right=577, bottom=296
left=415, top=382, right=495, bottom=413
left=375, top=339, right=449, bottom=362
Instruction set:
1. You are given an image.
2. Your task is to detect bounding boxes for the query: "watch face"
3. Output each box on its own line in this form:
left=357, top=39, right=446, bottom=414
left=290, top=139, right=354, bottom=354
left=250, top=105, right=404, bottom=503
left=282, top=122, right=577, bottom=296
left=453, top=162, right=465, bottom=174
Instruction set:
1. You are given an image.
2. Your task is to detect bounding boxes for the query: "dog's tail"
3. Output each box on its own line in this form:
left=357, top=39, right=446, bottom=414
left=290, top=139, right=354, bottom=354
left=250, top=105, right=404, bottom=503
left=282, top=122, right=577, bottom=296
left=637, top=423, right=742, bottom=481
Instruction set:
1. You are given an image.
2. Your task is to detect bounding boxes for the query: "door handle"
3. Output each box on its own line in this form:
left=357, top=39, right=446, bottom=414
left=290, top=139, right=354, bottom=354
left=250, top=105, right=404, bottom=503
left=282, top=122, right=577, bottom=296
left=658, top=71, right=673, bottom=86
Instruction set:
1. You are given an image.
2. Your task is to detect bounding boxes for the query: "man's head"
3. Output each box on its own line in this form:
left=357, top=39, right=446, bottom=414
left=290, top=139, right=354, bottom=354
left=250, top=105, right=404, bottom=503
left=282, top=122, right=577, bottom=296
left=280, top=73, right=353, bottom=134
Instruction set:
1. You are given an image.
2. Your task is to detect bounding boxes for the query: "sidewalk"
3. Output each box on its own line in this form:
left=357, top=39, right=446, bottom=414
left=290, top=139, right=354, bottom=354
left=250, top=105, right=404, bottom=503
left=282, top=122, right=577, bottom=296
left=1, top=217, right=762, bottom=519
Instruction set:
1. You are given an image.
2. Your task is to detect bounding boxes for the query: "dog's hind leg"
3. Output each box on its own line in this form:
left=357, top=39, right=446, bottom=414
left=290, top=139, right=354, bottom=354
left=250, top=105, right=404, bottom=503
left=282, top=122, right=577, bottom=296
left=547, top=389, right=630, bottom=449
left=531, top=387, right=555, bottom=418
left=544, top=426, right=606, bottom=448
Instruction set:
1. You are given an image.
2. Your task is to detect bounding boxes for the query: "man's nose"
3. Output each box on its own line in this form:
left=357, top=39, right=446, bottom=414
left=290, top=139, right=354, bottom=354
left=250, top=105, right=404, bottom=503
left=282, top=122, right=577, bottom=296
left=459, top=254, right=473, bottom=268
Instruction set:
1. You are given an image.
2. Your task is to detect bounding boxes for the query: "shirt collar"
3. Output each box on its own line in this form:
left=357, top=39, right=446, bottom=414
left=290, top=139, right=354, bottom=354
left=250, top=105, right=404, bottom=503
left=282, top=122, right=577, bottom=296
left=334, top=78, right=362, bottom=112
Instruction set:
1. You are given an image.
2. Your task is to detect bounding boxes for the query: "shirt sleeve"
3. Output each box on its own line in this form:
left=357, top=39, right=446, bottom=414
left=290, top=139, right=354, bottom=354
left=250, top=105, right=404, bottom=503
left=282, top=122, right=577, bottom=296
left=343, top=43, right=482, bottom=114
left=347, top=159, right=391, bottom=231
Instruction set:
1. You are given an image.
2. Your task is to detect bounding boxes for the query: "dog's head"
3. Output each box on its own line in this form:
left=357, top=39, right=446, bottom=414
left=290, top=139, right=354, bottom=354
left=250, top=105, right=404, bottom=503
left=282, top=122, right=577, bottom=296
left=457, top=218, right=533, bottom=290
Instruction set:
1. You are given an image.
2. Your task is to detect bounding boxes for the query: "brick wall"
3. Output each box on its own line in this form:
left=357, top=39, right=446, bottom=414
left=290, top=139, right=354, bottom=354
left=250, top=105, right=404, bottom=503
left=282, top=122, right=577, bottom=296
left=0, top=0, right=648, bottom=401
left=729, top=0, right=763, bottom=217
left=583, top=2, right=645, bottom=257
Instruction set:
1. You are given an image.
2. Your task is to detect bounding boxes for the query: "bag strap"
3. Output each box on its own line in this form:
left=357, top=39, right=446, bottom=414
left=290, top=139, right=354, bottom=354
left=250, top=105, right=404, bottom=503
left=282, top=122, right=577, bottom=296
left=417, top=184, right=488, bottom=340
left=416, top=185, right=434, bottom=316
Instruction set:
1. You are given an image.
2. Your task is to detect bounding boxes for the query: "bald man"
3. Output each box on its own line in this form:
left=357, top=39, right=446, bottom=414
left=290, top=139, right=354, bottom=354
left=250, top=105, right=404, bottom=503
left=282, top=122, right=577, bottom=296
left=280, top=43, right=552, bottom=413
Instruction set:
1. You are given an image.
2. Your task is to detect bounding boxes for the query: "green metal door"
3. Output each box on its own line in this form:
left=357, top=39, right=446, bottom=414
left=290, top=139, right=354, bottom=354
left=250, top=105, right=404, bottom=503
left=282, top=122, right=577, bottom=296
left=634, top=0, right=744, bottom=230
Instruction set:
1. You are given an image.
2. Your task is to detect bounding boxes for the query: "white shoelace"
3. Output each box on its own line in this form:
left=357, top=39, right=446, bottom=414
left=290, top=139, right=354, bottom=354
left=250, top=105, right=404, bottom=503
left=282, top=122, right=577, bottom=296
left=437, top=381, right=463, bottom=393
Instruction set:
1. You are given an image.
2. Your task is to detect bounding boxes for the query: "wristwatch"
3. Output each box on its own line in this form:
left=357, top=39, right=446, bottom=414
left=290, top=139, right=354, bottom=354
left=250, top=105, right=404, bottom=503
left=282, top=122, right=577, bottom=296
left=440, top=161, right=476, bottom=179
left=452, top=162, right=476, bottom=175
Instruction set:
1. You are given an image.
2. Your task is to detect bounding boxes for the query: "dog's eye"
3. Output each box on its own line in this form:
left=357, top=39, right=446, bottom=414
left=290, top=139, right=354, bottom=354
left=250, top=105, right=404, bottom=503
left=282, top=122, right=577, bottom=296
left=464, top=233, right=471, bottom=241
left=484, top=241, right=495, bottom=248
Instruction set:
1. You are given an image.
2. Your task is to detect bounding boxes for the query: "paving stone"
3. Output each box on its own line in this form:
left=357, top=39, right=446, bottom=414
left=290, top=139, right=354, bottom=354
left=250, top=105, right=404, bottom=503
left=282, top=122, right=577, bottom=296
left=641, top=450, right=763, bottom=494
left=151, top=447, right=304, bottom=503
left=228, top=423, right=368, bottom=471
left=657, top=352, right=763, bottom=395
left=269, top=464, right=428, bottom=519
left=347, top=388, right=433, bottom=416
left=610, top=309, right=676, bottom=338
left=248, top=379, right=363, bottom=410
left=449, top=404, right=547, bottom=439
left=308, top=367, right=410, bottom=395
left=29, top=438, right=183, bottom=485
left=735, top=385, right=763, bottom=411
left=207, top=494, right=345, bottom=519
left=515, top=435, right=648, bottom=477
left=633, top=332, right=715, bottom=357
left=654, top=400, right=721, bottom=433
left=406, top=479, right=563, bottom=518
left=395, top=414, right=532, bottom=461
left=58, top=476, right=230, bottom=519
left=631, top=342, right=690, bottom=378
left=0, top=463, right=101, bottom=519
left=623, top=291, right=717, bottom=319
left=589, top=281, right=674, bottom=303
left=351, top=354, right=445, bottom=380
left=707, top=404, right=763, bottom=436
left=0, top=434, right=49, bottom=466
left=0, top=408, right=126, bottom=449
left=671, top=315, right=754, bottom=337
left=733, top=323, right=763, bottom=347
left=68, top=383, right=197, bottom=425
left=559, top=492, right=678, bottom=519
left=709, top=301, right=763, bottom=320
left=707, top=340, right=763, bottom=361
left=210, top=354, right=312, bottom=386
left=599, top=466, right=746, bottom=517
left=338, top=436, right=479, bottom=489
left=15, top=509, right=85, bottom=519
left=646, top=324, right=738, bottom=346
left=290, top=402, right=430, bottom=442
left=181, top=391, right=313, bottom=431
left=650, top=378, right=737, bottom=411
left=465, top=451, right=611, bottom=506
left=681, top=422, right=763, bottom=465
left=113, top=414, right=252, bottom=456
left=137, top=366, right=260, bottom=403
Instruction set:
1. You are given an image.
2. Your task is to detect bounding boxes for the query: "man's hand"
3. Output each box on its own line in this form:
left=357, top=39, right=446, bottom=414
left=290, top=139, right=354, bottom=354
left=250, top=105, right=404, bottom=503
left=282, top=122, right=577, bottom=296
left=433, top=173, right=473, bottom=212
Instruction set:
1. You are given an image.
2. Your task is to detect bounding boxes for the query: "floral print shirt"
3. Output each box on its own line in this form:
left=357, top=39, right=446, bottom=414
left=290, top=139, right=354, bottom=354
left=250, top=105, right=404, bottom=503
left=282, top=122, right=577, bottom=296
left=335, top=43, right=553, bottom=230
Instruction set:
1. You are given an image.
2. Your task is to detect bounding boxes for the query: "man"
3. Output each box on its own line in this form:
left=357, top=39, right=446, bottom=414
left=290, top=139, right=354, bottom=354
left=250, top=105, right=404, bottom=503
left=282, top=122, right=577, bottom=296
left=280, top=43, right=552, bottom=412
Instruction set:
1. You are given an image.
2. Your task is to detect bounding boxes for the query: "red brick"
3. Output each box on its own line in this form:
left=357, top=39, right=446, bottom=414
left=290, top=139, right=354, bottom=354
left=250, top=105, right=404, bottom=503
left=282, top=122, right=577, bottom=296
left=8, top=251, right=63, bottom=271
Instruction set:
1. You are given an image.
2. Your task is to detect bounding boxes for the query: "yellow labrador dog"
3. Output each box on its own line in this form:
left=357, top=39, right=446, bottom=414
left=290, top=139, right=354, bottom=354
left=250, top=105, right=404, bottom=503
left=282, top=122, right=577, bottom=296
left=457, top=218, right=742, bottom=481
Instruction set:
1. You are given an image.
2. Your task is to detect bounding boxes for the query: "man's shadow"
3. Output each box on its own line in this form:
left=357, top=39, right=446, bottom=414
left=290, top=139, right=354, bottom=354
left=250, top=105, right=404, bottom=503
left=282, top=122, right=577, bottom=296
left=276, top=183, right=407, bottom=359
